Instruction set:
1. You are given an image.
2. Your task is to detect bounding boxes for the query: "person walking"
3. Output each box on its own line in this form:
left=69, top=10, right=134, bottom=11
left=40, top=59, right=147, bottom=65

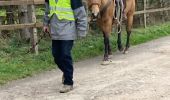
left=43, top=0, right=87, bottom=93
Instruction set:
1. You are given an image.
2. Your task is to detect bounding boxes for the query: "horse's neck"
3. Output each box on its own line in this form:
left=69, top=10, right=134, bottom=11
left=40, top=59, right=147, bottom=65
left=101, top=0, right=112, bottom=8
left=100, top=0, right=114, bottom=16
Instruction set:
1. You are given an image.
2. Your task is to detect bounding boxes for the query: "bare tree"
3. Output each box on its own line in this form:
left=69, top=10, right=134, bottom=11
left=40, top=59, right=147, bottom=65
left=18, top=5, right=31, bottom=42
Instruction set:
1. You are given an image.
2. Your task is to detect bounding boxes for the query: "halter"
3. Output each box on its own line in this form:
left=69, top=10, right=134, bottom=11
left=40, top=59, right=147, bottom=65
left=89, top=0, right=112, bottom=16
left=89, top=0, right=113, bottom=23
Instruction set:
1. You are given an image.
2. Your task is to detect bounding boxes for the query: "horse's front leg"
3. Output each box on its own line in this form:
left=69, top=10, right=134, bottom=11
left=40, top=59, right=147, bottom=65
left=102, top=33, right=111, bottom=65
left=124, top=15, right=133, bottom=54
left=124, top=30, right=131, bottom=54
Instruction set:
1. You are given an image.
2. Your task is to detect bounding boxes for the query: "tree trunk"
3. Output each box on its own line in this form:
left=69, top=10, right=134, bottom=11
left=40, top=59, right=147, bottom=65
left=28, top=5, right=38, bottom=55
left=18, top=5, right=31, bottom=42
left=6, top=6, right=15, bottom=24
left=159, top=0, right=164, bottom=23
left=3, top=6, right=15, bottom=38
left=162, top=0, right=169, bottom=21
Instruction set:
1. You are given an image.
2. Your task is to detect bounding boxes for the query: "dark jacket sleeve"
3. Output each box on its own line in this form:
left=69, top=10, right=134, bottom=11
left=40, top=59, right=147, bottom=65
left=71, top=0, right=87, bottom=37
left=43, top=0, right=50, bottom=26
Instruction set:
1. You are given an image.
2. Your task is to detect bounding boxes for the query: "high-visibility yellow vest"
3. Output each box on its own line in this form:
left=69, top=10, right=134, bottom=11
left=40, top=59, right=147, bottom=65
left=49, top=0, right=75, bottom=21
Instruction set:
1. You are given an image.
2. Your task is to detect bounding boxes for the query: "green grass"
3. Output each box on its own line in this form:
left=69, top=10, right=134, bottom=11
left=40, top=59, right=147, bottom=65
left=0, top=22, right=170, bottom=85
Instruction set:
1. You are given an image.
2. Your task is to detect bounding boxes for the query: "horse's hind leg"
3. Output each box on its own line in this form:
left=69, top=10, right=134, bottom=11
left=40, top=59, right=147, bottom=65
left=117, top=24, right=124, bottom=52
left=124, top=14, right=134, bottom=54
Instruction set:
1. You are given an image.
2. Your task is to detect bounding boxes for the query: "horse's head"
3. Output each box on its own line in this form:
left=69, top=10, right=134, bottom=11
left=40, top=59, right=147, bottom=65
left=87, top=0, right=115, bottom=21
left=87, top=0, right=102, bottom=20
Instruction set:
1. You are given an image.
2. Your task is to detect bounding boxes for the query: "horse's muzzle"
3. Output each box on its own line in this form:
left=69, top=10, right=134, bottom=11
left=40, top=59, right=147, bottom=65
left=91, top=13, right=99, bottom=21
left=92, top=12, right=98, bottom=17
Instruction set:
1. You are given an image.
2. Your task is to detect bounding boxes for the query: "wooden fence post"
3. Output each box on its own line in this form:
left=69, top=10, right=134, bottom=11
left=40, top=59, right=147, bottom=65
left=29, top=4, right=38, bottom=55
left=144, top=0, right=147, bottom=28
left=0, top=17, right=2, bottom=36
left=160, top=0, right=165, bottom=23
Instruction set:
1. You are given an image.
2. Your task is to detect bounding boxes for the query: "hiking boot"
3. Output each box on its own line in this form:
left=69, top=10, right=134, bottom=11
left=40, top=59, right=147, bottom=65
left=59, top=85, right=73, bottom=93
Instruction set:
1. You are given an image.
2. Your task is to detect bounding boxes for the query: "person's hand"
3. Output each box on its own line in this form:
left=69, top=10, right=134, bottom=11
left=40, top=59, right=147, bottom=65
left=43, top=26, right=51, bottom=38
left=43, top=26, right=50, bottom=33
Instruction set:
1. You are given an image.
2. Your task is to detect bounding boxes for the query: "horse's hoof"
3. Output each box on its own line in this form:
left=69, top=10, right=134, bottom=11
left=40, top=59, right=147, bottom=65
left=118, top=47, right=124, bottom=52
left=101, top=59, right=116, bottom=65
left=123, top=50, right=129, bottom=54
left=101, top=60, right=110, bottom=65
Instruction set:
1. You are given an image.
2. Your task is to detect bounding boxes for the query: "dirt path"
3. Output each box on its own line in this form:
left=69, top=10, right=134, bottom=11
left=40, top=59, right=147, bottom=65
left=1, top=36, right=170, bottom=100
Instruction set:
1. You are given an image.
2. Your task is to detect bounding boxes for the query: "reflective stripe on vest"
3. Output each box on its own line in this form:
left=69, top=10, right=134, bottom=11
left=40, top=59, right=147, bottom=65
left=49, top=0, right=75, bottom=21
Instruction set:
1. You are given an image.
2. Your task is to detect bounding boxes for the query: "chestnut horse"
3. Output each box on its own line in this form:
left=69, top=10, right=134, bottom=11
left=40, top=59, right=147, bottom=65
left=87, top=0, right=135, bottom=65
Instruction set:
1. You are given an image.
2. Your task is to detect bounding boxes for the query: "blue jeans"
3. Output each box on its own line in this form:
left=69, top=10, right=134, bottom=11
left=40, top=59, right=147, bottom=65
left=52, top=40, right=74, bottom=85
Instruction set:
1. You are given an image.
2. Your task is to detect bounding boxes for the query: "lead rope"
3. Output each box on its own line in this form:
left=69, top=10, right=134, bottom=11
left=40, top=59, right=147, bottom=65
left=25, top=30, right=50, bottom=54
